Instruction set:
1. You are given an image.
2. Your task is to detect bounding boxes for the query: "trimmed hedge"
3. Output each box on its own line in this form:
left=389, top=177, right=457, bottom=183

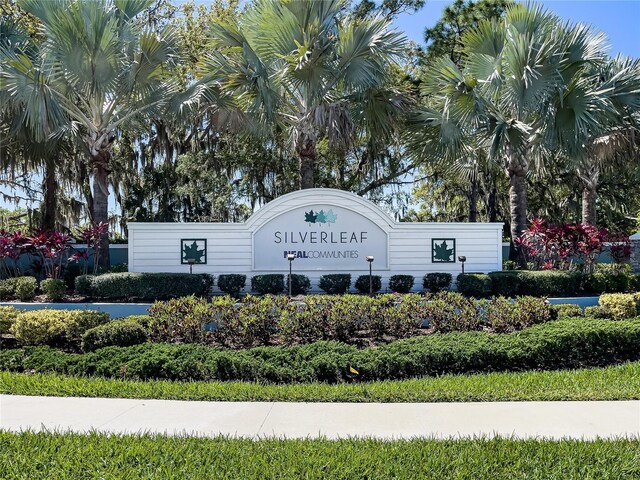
left=81, top=317, right=148, bottom=352
left=585, top=305, right=612, bottom=319
left=251, top=274, right=285, bottom=295
left=40, top=279, right=67, bottom=301
left=2, top=318, right=639, bottom=383
left=599, top=293, right=640, bottom=320
left=456, top=273, right=492, bottom=297
left=423, top=273, right=452, bottom=293
left=318, top=274, right=351, bottom=294
left=551, top=304, right=583, bottom=318
left=354, top=275, right=382, bottom=294
left=10, top=310, right=109, bottom=347
left=288, top=274, right=311, bottom=296
left=217, top=274, right=246, bottom=297
left=0, top=306, right=20, bottom=335
left=0, top=277, right=38, bottom=301
left=462, top=270, right=636, bottom=297
left=388, top=275, right=414, bottom=293
left=75, top=273, right=214, bottom=300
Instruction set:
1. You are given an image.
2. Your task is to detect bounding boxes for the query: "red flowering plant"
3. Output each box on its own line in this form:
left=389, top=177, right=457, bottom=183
left=24, top=230, right=73, bottom=279
left=608, top=234, right=631, bottom=263
left=516, top=219, right=610, bottom=272
left=0, top=230, right=30, bottom=278
left=70, top=222, right=108, bottom=274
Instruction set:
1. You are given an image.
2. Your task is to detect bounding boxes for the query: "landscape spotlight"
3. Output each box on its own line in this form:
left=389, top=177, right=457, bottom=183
left=458, top=255, right=466, bottom=274
left=287, top=253, right=296, bottom=296
left=187, top=257, right=196, bottom=274
left=366, top=256, right=374, bottom=294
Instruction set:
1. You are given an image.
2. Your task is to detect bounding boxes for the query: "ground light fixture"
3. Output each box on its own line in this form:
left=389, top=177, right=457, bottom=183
left=287, top=253, right=296, bottom=296
left=458, top=255, right=466, bottom=274
left=187, top=258, right=195, bottom=274
left=366, top=255, right=374, bottom=294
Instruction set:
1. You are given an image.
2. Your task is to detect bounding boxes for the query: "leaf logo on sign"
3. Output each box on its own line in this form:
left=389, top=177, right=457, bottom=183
left=305, top=209, right=337, bottom=226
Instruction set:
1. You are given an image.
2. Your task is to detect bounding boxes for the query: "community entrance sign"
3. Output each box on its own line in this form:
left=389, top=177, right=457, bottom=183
left=127, top=188, right=503, bottom=292
left=252, top=205, right=388, bottom=270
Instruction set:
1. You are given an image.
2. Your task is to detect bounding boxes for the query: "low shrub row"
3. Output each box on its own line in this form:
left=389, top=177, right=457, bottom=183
left=247, top=273, right=451, bottom=295
left=0, top=277, right=38, bottom=301
left=0, top=305, right=147, bottom=351
left=145, top=293, right=552, bottom=348
left=75, top=273, right=214, bottom=300
left=542, top=294, right=640, bottom=321
left=457, top=270, right=640, bottom=297
left=70, top=272, right=453, bottom=299
left=10, top=309, right=109, bottom=347
left=2, top=318, right=638, bottom=383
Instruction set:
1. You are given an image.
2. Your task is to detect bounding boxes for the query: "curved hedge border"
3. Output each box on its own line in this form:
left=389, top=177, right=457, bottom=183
left=2, top=318, right=638, bottom=383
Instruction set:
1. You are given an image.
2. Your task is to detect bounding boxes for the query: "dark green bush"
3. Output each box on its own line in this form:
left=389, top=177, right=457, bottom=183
left=456, top=273, right=492, bottom=297
left=14, top=277, right=37, bottom=301
left=354, top=275, right=382, bottom=294
left=423, top=273, right=452, bottom=293
left=40, top=279, right=67, bottom=301
left=217, top=274, right=247, bottom=297
left=318, top=274, right=351, bottom=294
left=551, top=303, right=583, bottom=318
left=583, top=272, right=631, bottom=294
left=1, top=277, right=38, bottom=301
left=584, top=306, right=612, bottom=319
left=388, top=275, right=414, bottom=293
left=251, top=274, right=285, bottom=295
left=81, top=317, right=148, bottom=352
left=77, top=273, right=213, bottom=300
left=0, top=278, right=16, bottom=300
left=488, top=271, right=522, bottom=297
left=74, top=275, right=95, bottom=296
left=3, top=318, right=639, bottom=383
left=288, top=274, right=311, bottom=296
left=517, top=270, right=582, bottom=297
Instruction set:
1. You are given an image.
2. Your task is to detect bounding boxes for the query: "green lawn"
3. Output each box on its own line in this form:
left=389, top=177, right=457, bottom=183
left=0, top=431, right=638, bottom=479
left=3, top=361, right=639, bottom=403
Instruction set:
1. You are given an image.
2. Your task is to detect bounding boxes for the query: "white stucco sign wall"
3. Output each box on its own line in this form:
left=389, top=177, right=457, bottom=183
left=128, top=189, right=503, bottom=292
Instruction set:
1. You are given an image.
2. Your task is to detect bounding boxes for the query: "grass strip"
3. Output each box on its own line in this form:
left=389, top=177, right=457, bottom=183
left=0, top=431, right=639, bottom=479
left=3, top=361, right=640, bottom=402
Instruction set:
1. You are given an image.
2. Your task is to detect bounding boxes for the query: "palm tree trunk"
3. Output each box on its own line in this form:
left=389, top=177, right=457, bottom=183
left=468, top=176, right=478, bottom=222
left=91, top=151, right=111, bottom=270
left=508, top=165, right=528, bottom=263
left=41, top=157, right=57, bottom=231
left=581, top=186, right=597, bottom=226
left=297, top=134, right=316, bottom=189
left=488, top=186, right=497, bottom=223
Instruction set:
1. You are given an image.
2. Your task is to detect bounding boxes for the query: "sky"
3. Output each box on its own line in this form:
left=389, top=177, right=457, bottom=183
left=396, top=0, right=640, bottom=58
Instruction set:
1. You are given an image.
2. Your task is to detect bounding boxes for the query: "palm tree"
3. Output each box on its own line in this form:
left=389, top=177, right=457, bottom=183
left=577, top=57, right=640, bottom=225
left=0, top=0, right=181, bottom=267
left=201, top=0, right=408, bottom=189
left=407, top=4, right=639, bottom=261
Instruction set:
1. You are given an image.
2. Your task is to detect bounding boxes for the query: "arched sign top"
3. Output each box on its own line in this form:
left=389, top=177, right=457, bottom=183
left=250, top=190, right=391, bottom=271
left=245, top=188, right=395, bottom=232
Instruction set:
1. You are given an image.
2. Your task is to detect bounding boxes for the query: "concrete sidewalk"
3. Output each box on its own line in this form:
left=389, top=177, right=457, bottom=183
left=1, top=395, right=639, bottom=440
